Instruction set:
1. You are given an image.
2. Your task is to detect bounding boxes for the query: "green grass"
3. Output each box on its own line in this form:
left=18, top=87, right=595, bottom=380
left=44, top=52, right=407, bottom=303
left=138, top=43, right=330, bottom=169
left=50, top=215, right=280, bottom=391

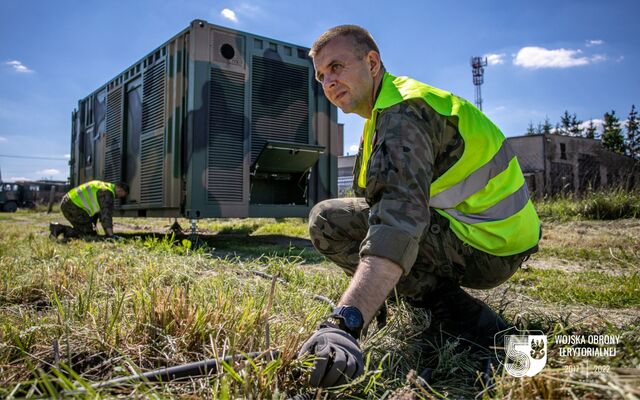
left=538, top=245, right=639, bottom=270
left=198, top=218, right=309, bottom=238
left=535, top=188, right=640, bottom=221
left=253, top=219, right=310, bottom=238
left=531, top=218, right=640, bottom=272
left=513, top=268, right=640, bottom=308
left=1, top=207, right=639, bottom=399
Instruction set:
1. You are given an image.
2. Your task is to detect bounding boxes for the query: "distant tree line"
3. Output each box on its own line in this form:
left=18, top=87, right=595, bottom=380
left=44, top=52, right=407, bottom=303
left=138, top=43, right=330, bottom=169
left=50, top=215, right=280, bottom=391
left=526, top=105, right=640, bottom=160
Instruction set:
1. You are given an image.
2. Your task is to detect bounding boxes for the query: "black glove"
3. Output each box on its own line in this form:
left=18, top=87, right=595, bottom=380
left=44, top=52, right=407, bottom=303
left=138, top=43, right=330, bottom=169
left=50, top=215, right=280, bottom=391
left=298, top=325, right=364, bottom=387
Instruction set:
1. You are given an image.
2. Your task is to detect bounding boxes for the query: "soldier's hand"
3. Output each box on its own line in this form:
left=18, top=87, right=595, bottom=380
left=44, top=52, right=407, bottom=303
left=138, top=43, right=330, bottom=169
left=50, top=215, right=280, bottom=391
left=298, top=326, right=364, bottom=387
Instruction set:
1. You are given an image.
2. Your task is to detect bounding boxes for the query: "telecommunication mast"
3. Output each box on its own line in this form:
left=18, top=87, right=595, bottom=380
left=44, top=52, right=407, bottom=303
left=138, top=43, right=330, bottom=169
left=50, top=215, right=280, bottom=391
left=470, top=56, right=488, bottom=111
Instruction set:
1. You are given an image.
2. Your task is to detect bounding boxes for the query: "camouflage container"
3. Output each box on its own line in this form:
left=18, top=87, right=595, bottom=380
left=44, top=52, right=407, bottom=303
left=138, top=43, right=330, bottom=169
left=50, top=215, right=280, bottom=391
left=71, top=19, right=340, bottom=218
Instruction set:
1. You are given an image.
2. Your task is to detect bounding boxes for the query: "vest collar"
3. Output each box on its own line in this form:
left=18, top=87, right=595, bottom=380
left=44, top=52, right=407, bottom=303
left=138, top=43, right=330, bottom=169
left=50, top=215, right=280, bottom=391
left=372, top=72, right=404, bottom=112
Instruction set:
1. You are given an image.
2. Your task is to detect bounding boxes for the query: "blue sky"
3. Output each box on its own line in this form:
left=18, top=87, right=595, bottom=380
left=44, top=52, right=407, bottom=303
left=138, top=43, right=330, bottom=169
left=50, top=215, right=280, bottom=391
left=1, top=0, right=638, bottom=181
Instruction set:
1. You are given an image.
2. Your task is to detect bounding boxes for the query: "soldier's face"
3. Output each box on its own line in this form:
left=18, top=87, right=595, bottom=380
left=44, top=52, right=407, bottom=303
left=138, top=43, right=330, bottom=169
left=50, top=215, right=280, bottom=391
left=313, top=36, right=377, bottom=118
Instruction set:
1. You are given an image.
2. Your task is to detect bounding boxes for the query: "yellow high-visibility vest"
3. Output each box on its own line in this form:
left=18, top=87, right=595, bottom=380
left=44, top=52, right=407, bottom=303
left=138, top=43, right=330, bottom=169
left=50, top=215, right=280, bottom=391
left=67, top=180, right=115, bottom=216
left=358, top=73, right=540, bottom=256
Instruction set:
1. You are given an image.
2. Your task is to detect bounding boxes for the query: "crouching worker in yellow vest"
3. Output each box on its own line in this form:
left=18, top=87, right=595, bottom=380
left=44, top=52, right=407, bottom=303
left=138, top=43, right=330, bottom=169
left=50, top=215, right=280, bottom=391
left=50, top=181, right=129, bottom=239
left=298, top=25, right=541, bottom=388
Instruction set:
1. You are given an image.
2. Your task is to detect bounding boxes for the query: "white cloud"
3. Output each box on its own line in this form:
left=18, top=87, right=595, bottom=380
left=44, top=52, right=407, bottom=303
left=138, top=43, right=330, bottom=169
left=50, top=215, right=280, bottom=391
left=221, top=8, right=238, bottom=23
left=616, top=55, right=624, bottom=63
left=580, top=119, right=604, bottom=131
left=485, top=53, right=506, bottom=65
left=348, top=144, right=359, bottom=154
left=586, top=39, right=604, bottom=47
left=64, top=154, right=71, bottom=159
left=513, top=47, right=590, bottom=69
left=5, top=60, right=33, bottom=73
left=0, top=136, right=7, bottom=143
left=37, top=168, right=60, bottom=176
left=9, top=176, right=29, bottom=182
left=591, top=54, right=607, bottom=63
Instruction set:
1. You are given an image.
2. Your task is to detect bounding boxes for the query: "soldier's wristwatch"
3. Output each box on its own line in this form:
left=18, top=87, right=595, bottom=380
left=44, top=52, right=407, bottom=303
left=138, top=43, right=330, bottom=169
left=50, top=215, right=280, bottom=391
left=329, top=305, right=364, bottom=339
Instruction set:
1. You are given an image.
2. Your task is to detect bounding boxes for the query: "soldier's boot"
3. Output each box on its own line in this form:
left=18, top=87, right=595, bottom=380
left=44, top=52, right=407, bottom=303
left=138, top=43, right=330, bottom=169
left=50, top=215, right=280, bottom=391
left=49, top=223, right=67, bottom=238
left=59, top=225, right=80, bottom=239
left=421, top=279, right=508, bottom=352
left=417, top=280, right=508, bottom=388
left=67, top=227, right=81, bottom=238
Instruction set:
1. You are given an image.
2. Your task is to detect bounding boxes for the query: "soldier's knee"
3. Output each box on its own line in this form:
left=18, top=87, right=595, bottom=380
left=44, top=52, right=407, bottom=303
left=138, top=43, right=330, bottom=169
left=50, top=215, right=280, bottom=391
left=308, top=199, right=343, bottom=239
left=309, top=200, right=329, bottom=239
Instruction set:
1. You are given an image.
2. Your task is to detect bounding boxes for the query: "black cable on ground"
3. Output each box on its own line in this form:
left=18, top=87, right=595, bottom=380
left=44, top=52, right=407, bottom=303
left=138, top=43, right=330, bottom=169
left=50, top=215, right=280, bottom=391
left=62, top=350, right=278, bottom=395
left=63, top=349, right=319, bottom=400
left=96, top=350, right=277, bottom=388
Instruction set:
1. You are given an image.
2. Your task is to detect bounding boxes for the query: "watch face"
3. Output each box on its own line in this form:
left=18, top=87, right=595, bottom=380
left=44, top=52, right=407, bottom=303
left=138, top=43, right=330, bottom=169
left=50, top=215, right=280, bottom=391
left=341, top=306, right=363, bottom=329
left=346, top=313, right=361, bottom=327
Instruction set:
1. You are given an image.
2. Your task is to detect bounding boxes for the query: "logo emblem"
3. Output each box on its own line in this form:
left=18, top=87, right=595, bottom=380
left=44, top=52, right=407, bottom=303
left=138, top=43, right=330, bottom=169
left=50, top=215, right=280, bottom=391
left=494, top=327, right=547, bottom=377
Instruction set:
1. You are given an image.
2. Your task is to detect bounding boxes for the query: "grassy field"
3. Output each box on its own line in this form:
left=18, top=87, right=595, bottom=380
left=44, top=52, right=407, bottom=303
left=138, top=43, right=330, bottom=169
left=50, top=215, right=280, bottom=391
left=0, top=199, right=639, bottom=399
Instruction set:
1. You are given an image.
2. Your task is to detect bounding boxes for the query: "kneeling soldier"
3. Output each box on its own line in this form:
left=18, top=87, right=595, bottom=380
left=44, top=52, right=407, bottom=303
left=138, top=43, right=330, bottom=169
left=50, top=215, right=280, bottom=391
left=299, top=25, right=540, bottom=388
left=50, top=180, right=128, bottom=239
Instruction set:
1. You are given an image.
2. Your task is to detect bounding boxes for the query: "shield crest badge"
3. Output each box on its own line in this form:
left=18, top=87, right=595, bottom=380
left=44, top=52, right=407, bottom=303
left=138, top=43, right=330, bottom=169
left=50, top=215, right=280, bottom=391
left=494, top=326, right=547, bottom=377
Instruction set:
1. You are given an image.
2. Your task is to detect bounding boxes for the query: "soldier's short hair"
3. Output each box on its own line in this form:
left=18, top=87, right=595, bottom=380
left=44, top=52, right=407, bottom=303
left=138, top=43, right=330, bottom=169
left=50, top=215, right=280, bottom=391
left=115, top=182, right=129, bottom=194
left=309, top=25, right=380, bottom=59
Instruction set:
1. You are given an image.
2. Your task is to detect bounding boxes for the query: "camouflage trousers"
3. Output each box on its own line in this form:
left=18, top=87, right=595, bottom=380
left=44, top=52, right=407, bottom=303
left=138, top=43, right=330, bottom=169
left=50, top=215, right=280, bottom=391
left=308, top=198, right=534, bottom=302
left=60, top=194, right=98, bottom=236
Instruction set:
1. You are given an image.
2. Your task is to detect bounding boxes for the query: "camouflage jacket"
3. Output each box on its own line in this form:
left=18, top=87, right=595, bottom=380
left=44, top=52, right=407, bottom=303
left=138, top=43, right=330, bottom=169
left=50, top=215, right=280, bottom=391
left=96, top=190, right=115, bottom=230
left=354, top=98, right=464, bottom=274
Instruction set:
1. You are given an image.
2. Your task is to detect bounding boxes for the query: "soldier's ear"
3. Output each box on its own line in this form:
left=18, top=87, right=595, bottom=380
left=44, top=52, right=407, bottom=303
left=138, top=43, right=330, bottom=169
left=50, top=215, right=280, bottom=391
left=366, top=50, right=381, bottom=76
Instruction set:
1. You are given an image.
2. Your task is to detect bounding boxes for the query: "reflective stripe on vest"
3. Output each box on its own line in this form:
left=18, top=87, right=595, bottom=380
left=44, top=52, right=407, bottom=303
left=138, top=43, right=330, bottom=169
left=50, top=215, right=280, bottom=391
left=441, top=183, right=529, bottom=224
left=68, top=181, right=115, bottom=216
left=430, top=140, right=515, bottom=209
left=75, top=184, right=99, bottom=215
left=356, top=72, right=540, bottom=256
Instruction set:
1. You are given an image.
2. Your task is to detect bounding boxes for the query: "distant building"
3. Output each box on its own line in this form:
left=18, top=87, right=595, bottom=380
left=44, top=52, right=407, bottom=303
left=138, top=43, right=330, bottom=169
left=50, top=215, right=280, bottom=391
left=509, top=134, right=639, bottom=197
left=338, top=134, right=640, bottom=197
left=338, top=154, right=357, bottom=195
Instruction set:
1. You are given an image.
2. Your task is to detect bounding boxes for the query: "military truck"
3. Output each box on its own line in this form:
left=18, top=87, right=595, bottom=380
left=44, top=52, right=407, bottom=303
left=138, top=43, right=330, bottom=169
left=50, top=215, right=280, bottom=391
left=0, top=182, right=36, bottom=212
left=71, top=19, right=341, bottom=220
left=15, top=180, right=69, bottom=205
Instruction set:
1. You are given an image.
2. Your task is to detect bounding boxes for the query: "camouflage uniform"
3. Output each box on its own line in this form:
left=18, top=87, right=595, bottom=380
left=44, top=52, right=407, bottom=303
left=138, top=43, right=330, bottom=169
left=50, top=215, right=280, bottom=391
left=60, top=190, right=115, bottom=237
left=309, top=99, right=537, bottom=303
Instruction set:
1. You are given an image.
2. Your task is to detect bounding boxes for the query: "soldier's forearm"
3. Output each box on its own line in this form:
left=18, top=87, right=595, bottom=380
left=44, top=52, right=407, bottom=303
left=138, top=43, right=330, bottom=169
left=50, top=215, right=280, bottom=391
left=100, top=213, right=113, bottom=235
left=100, top=213, right=113, bottom=236
left=338, top=255, right=403, bottom=329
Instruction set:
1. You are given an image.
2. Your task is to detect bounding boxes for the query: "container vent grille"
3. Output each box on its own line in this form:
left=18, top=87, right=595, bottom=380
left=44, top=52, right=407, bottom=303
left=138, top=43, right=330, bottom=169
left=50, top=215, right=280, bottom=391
left=105, top=87, right=123, bottom=182
left=251, top=56, right=309, bottom=164
left=140, top=133, right=164, bottom=204
left=142, top=60, right=166, bottom=134
left=207, top=68, right=245, bottom=203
